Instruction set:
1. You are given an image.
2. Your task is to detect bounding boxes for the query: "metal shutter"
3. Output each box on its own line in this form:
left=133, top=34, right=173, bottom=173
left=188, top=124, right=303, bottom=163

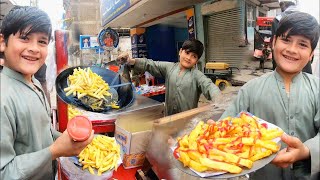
left=205, top=8, right=248, bottom=68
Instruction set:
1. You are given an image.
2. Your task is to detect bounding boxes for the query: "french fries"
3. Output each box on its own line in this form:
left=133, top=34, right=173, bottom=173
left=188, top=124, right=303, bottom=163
left=175, top=112, right=283, bottom=174
left=68, top=105, right=82, bottom=120
left=64, top=67, right=119, bottom=110
left=78, top=135, right=121, bottom=176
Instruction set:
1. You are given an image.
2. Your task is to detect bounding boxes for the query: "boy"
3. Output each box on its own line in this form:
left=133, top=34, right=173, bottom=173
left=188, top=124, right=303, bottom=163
left=220, top=12, right=319, bottom=179
left=271, top=0, right=313, bottom=74
left=117, top=39, right=220, bottom=116
left=0, top=6, right=94, bottom=179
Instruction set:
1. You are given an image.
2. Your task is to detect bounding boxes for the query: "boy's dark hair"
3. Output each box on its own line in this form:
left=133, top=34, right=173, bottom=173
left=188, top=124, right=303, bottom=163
left=0, top=6, right=52, bottom=44
left=181, top=39, right=204, bottom=59
left=276, top=12, right=319, bottom=51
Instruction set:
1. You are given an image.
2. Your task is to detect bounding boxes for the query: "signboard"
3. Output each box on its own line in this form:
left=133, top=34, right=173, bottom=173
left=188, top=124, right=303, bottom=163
left=186, top=8, right=196, bottom=39
left=188, top=16, right=195, bottom=39
left=98, top=28, right=120, bottom=50
left=131, top=34, right=147, bottom=58
left=79, top=35, right=100, bottom=50
left=100, top=0, right=131, bottom=27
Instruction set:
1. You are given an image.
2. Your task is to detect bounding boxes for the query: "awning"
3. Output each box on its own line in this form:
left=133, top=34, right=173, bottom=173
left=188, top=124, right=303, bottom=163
left=105, top=0, right=207, bottom=28
left=104, top=0, right=280, bottom=28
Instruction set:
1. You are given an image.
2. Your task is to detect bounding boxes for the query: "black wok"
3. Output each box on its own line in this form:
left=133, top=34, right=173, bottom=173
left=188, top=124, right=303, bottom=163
left=55, top=65, right=135, bottom=113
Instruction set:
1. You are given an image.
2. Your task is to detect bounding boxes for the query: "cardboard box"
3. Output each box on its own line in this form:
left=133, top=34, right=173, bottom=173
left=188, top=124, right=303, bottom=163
left=115, top=105, right=164, bottom=169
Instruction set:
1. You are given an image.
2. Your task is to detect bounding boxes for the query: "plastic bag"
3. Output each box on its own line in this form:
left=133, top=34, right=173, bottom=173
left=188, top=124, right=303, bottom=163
left=59, top=157, right=114, bottom=180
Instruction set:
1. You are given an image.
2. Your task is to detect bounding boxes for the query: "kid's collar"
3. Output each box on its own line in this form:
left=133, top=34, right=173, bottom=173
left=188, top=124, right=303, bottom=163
left=1, top=66, right=41, bottom=87
left=273, top=70, right=303, bottom=83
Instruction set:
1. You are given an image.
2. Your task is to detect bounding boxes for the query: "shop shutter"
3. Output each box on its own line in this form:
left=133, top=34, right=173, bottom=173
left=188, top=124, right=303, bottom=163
left=205, top=8, right=248, bottom=68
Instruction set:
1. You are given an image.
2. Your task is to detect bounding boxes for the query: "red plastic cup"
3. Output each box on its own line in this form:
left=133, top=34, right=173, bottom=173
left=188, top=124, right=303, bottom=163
left=67, top=116, right=92, bottom=141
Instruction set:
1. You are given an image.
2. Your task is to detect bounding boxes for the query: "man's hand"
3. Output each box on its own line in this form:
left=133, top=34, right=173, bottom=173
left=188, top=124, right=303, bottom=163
left=272, top=133, right=310, bottom=168
left=49, top=130, right=94, bottom=160
left=116, top=52, right=135, bottom=65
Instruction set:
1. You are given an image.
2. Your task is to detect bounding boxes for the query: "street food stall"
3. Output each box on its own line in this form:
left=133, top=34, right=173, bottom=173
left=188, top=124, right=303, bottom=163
left=54, top=30, right=165, bottom=179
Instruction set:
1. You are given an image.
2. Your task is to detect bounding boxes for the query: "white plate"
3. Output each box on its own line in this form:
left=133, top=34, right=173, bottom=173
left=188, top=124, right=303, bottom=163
left=172, top=113, right=283, bottom=179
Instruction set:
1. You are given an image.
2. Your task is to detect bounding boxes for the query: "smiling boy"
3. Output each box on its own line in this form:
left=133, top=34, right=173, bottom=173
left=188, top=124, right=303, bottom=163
left=0, top=6, right=93, bottom=179
left=117, top=39, right=220, bottom=116
left=220, top=12, right=319, bottom=179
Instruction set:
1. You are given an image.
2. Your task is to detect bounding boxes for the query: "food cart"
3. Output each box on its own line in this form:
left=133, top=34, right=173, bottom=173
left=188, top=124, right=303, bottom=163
left=54, top=30, right=165, bottom=179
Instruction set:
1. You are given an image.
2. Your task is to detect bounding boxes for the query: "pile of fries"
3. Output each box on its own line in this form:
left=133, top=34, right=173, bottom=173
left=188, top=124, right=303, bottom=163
left=68, top=105, right=82, bottom=120
left=78, top=135, right=121, bottom=176
left=174, top=112, right=283, bottom=174
left=64, top=67, right=119, bottom=110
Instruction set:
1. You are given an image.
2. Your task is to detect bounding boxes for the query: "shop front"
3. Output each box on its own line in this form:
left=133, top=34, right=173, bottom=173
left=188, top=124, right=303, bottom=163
left=202, top=0, right=278, bottom=68
left=57, top=0, right=281, bottom=179
left=100, top=0, right=208, bottom=101
left=55, top=0, right=201, bottom=179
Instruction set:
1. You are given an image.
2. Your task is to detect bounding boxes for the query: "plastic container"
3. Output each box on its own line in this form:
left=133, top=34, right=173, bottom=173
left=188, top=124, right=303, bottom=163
left=67, top=116, right=92, bottom=141
left=108, top=65, right=120, bottom=73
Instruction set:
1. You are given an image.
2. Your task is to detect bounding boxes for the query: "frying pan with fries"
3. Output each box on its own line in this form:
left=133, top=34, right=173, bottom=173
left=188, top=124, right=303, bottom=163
left=56, top=66, right=135, bottom=113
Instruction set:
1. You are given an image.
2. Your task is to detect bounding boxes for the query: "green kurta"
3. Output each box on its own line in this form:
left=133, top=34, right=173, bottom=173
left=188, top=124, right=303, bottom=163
left=1, top=67, right=61, bottom=180
left=221, top=71, right=319, bottom=180
left=134, top=58, right=220, bottom=116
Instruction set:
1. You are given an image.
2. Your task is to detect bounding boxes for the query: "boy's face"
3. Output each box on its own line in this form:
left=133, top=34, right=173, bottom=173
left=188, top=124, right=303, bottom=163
left=179, top=49, right=198, bottom=69
left=0, top=30, right=49, bottom=81
left=272, top=32, right=314, bottom=75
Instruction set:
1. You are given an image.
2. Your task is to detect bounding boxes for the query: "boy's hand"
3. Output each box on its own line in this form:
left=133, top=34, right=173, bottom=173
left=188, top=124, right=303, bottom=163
left=272, top=133, right=310, bottom=168
left=0, top=58, right=4, bottom=66
left=49, top=130, right=94, bottom=160
left=116, top=52, right=135, bottom=65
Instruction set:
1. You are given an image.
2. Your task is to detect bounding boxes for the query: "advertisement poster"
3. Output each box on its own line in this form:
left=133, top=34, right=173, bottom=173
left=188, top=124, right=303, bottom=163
left=131, top=34, right=147, bottom=58
left=186, top=8, right=196, bottom=39
left=100, top=0, right=131, bottom=26
left=90, top=36, right=99, bottom=48
left=80, top=35, right=100, bottom=50
left=188, top=16, right=195, bottom=39
left=98, top=28, right=120, bottom=50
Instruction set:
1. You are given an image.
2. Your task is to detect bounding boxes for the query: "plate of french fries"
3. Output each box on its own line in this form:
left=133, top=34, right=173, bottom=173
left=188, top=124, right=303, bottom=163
left=172, top=112, right=283, bottom=178
left=56, top=66, right=135, bottom=113
left=61, top=135, right=122, bottom=179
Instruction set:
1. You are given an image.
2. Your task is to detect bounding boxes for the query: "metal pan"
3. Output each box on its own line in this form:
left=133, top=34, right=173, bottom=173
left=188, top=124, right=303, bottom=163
left=55, top=65, right=135, bottom=113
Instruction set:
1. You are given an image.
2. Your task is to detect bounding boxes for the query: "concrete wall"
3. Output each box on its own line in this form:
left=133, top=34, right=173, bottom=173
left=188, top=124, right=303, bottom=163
left=195, top=3, right=206, bottom=71
left=65, top=0, right=102, bottom=43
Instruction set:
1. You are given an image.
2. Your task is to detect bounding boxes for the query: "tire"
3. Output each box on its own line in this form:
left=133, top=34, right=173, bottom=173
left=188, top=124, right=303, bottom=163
left=218, top=82, right=227, bottom=91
